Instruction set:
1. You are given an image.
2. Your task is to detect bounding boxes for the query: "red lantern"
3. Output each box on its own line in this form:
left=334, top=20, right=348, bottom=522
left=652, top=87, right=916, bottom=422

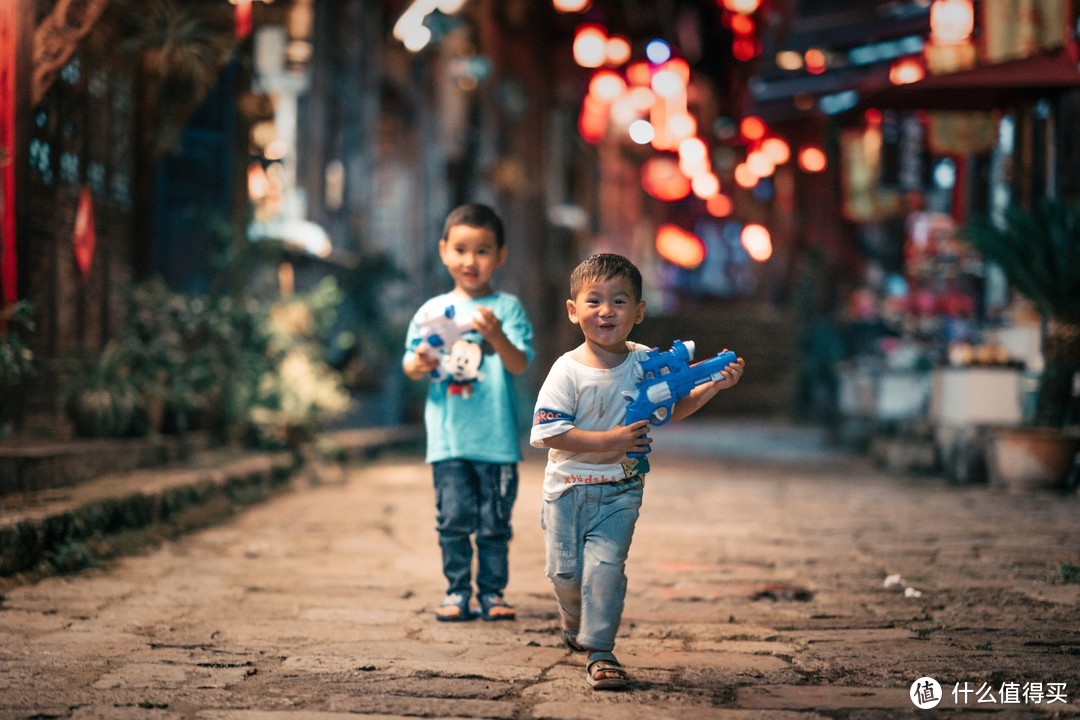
left=930, top=0, right=974, bottom=45
left=233, top=0, right=253, bottom=39
left=889, top=57, right=925, bottom=85
left=721, top=0, right=761, bottom=13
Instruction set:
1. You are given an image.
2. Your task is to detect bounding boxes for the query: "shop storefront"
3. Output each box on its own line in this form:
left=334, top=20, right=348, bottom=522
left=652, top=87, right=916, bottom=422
left=750, top=0, right=1080, bottom=485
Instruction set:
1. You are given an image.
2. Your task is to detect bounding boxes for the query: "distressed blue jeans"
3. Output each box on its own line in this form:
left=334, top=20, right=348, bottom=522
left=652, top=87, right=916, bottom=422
left=541, top=476, right=644, bottom=652
left=432, top=459, right=519, bottom=599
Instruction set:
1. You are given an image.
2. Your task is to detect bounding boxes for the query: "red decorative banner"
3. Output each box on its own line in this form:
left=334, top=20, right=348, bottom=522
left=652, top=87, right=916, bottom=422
left=0, top=1, right=17, bottom=305
left=234, top=0, right=253, bottom=39
left=73, top=186, right=96, bottom=281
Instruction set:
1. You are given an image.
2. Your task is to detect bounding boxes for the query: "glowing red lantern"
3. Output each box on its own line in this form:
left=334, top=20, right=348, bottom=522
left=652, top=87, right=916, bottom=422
left=930, top=0, right=974, bottom=45
left=890, top=57, right=925, bottom=85
left=722, top=0, right=761, bottom=13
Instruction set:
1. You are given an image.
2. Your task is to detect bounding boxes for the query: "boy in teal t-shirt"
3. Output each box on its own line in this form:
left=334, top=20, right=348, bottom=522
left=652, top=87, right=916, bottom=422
left=403, top=203, right=534, bottom=623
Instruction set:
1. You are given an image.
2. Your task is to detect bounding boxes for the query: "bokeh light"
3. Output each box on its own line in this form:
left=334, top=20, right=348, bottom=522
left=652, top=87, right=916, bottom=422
left=656, top=224, right=707, bottom=269
left=739, top=116, right=766, bottom=141
left=589, top=70, right=626, bottom=103
left=889, top=57, right=925, bottom=85
left=553, top=0, right=591, bottom=12
left=573, top=25, right=608, bottom=68
left=628, top=119, right=655, bottom=145
left=605, top=36, right=632, bottom=66
left=691, top=172, right=720, bottom=199
left=706, top=193, right=734, bottom=217
left=797, top=145, right=828, bottom=173
left=641, top=157, right=691, bottom=201
left=646, top=39, right=671, bottom=64
left=761, top=137, right=791, bottom=165
left=741, top=223, right=773, bottom=262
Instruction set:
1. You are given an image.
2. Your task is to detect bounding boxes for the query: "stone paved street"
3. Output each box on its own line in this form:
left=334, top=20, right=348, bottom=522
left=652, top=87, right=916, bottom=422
left=1, top=420, right=1078, bottom=719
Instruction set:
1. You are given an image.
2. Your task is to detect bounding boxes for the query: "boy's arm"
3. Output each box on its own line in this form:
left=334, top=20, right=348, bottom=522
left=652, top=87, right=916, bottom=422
left=403, top=300, right=442, bottom=380
left=472, top=306, right=529, bottom=375
left=536, top=421, right=652, bottom=454
left=669, top=356, right=745, bottom=422
left=402, top=348, right=440, bottom=380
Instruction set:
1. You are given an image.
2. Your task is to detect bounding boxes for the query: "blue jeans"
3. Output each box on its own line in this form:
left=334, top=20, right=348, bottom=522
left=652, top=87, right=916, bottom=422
left=432, top=459, right=518, bottom=598
left=541, top=476, right=644, bottom=652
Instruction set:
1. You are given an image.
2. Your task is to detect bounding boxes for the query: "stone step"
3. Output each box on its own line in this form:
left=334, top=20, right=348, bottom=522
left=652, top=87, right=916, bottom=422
left=0, top=433, right=213, bottom=497
left=0, top=425, right=423, bottom=587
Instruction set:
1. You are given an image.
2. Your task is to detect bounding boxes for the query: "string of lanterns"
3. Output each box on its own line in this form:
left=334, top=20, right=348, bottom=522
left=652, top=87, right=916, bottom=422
left=562, top=1, right=789, bottom=268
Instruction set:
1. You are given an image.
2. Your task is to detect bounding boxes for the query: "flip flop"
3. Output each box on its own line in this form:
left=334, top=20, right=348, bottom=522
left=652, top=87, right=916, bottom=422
left=435, top=593, right=475, bottom=622
left=478, top=593, right=516, bottom=621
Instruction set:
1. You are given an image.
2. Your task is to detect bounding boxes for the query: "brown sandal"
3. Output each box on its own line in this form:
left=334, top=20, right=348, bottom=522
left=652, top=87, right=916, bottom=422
left=586, top=654, right=628, bottom=690
left=435, top=593, right=475, bottom=622
left=478, top=593, right=516, bottom=621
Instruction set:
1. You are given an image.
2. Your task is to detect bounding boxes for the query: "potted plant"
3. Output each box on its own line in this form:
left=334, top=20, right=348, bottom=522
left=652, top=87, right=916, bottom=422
left=961, top=198, right=1080, bottom=492
left=0, top=300, right=36, bottom=437
left=63, top=341, right=140, bottom=439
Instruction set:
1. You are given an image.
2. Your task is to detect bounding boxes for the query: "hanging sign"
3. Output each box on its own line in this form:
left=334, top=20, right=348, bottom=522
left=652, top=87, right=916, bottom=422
left=927, top=111, right=998, bottom=156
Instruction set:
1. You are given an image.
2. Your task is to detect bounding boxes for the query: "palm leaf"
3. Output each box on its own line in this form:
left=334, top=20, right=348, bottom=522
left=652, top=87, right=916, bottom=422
left=960, top=200, right=1080, bottom=323
left=961, top=199, right=1080, bottom=426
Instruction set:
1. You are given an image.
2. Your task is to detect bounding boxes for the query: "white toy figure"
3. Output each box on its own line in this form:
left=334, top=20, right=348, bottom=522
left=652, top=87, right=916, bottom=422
left=412, top=303, right=481, bottom=380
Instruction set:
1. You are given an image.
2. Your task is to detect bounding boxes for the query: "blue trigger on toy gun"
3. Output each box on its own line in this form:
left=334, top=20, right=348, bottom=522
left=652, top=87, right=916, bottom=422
left=622, top=340, right=737, bottom=458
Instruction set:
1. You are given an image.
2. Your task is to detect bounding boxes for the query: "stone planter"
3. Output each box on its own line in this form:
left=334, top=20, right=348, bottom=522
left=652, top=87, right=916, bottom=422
left=987, top=426, right=1080, bottom=493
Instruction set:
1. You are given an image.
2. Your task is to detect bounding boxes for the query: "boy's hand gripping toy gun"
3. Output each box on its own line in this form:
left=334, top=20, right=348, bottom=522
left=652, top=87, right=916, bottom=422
left=622, top=340, right=738, bottom=457
left=412, top=303, right=478, bottom=379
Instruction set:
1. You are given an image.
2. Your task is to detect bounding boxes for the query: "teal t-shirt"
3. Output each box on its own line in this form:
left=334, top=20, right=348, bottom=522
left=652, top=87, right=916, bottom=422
left=404, top=291, right=534, bottom=464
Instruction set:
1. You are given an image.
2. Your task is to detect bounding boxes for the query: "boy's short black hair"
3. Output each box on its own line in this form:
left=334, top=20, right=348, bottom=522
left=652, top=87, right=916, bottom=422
left=442, top=203, right=505, bottom=248
left=570, top=253, right=642, bottom=302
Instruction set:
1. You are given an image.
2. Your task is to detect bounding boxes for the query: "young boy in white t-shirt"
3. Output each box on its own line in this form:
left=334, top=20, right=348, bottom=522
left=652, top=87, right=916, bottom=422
left=530, top=253, right=744, bottom=690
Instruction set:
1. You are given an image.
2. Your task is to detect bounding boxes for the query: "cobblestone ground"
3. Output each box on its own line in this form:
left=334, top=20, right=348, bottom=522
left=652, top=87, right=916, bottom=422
left=1, top=422, right=1078, bottom=719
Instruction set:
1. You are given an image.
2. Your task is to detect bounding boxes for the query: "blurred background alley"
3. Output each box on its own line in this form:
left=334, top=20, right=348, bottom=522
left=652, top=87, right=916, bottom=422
left=2, top=0, right=1078, bottom=458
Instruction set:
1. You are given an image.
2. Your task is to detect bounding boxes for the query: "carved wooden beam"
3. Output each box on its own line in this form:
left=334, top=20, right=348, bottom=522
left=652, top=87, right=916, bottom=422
left=32, top=0, right=111, bottom=105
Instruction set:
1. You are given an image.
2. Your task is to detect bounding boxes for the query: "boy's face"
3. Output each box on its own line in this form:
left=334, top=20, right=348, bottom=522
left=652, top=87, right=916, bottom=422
left=439, top=224, right=506, bottom=298
left=567, top=275, right=645, bottom=351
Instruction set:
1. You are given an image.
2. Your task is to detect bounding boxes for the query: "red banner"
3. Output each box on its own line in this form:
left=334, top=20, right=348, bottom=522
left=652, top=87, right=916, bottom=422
left=0, top=1, right=17, bottom=305
left=234, top=0, right=253, bottom=39
left=73, top=186, right=96, bottom=281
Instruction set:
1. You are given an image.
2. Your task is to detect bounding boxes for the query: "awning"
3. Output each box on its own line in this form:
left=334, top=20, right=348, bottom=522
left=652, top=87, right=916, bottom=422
left=861, top=50, right=1080, bottom=111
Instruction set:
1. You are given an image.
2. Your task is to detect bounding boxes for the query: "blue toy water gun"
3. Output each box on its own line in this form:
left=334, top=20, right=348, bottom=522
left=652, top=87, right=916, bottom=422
left=623, top=340, right=738, bottom=457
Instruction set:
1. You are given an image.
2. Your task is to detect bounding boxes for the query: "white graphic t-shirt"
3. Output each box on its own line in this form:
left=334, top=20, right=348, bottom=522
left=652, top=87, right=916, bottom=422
left=530, top=343, right=651, bottom=500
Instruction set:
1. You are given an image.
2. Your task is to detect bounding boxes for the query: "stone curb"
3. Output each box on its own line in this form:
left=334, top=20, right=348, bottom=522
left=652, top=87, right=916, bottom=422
left=0, top=425, right=423, bottom=586
left=0, top=433, right=213, bottom=496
